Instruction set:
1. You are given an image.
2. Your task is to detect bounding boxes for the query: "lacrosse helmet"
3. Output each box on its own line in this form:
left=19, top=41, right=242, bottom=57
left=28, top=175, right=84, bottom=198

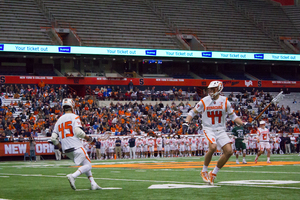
left=207, top=81, right=223, bottom=98
left=62, top=98, right=75, bottom=113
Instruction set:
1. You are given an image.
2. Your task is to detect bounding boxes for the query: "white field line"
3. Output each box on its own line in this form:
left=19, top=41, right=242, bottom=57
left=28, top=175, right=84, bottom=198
left=0, top=173, right=300, bottom=190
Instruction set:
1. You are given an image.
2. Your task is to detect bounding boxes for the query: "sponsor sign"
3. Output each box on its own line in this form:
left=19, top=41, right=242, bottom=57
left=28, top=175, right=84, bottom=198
left=0, top=142, right=55, bottom=157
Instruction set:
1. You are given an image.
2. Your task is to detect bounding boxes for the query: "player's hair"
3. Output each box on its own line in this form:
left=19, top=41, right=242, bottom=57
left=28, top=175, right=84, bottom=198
left=63, top=105, right=72, bottom=112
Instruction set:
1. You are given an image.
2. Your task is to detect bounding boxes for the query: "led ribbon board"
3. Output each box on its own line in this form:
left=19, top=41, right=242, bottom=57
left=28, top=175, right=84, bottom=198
left=0, top=43, right=299, bottom=61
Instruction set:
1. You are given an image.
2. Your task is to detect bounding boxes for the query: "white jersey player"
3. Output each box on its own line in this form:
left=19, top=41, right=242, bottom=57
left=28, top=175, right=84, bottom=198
left=142, top=136, right=148, bottom=158
left=136, top=138, right=143, bottom=158
left=123, top=137, right=130, bottom=159
left=100, top=138, right=107, bottom=159
left=191, top=136, right=197, bottom=156
left=108, top=138, right=115, bottom=159
left=197, top=136, right=203, bottom=156
left=51, top=98, right=101, bottom=190
left=179, top=137, right=185, bottom=157
left=183, top=81, right=245, bottom=185
left=274, top=134, right=281, bottom=154
left=255, top=121, right=272, bottom=163
left=156, top=135, right=163, bottom=158
left=164, top=136, right=170, bottom=157
left=148, top=137, right=155, bottom=158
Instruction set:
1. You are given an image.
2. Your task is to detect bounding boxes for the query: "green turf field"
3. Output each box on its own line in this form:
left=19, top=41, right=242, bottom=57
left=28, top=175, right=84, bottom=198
left=0, top=154, right=300, bottom=200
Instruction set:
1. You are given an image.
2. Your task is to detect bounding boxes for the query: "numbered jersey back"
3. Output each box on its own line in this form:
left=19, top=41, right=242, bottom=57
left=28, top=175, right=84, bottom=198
left=257, top=127, right=270, bottom=142
left=195, top=96, right=233, bottom=130
left=54, top=113, right=83, bottom=151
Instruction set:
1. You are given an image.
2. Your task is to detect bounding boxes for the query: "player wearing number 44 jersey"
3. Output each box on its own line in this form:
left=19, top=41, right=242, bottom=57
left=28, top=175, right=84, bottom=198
left=183, top=81, right=246, bottom=185
left=255, top=121, right=272, bottom=164
left=51, top=98, right=102, bottom=191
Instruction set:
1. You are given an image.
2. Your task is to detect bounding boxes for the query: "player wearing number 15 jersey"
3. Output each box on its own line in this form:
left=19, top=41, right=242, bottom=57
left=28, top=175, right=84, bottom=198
left=183, top=81, right=245, bottom=185
left=255, top=120, right=272, bottom=164
left=51, top=98, right=101, bottom=190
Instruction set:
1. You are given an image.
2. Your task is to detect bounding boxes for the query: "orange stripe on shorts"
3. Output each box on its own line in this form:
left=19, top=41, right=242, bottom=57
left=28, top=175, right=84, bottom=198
left=203, top=130, right=214, bottom=144
left=81, top=147, right=91, bottom=163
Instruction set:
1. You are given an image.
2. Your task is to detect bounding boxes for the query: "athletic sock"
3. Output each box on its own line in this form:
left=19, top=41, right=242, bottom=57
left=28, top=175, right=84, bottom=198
left=72, top=170, right=81, bottom=178
left=243, top=158, right=246, bottom=162
left=267, top=157, right=270, bottom=162
left=212, top=166, right=220, bottom=175
left=88, top=176, right=97, bottom=185
left=202, top=165, right=208, bottom=172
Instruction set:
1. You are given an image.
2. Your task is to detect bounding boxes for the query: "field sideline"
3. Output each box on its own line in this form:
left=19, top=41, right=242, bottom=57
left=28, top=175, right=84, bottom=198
left=0, top=154, right=300, bottom=200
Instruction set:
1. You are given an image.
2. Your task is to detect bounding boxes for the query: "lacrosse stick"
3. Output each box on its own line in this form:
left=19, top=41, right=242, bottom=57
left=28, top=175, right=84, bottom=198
left=101, top=131, right=113, bottom=140
left=252, top=91, right=284, bottom=124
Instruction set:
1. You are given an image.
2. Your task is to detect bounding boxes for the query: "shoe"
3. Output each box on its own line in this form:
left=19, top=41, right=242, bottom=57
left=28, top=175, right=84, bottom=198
left=267, top=161, right=272, bottom=164
left=242, top=160, right=247, bottom=164
left=200, top=171, right=210, bottom=183
left=254, top=157, right=258, bottom=164
left=91, top=184, right=102, bottom=190
left=236, top=160, right=240, bottom=164
left=208, top=171, right=216, bottom=185
left=67, top=174, right=76, bottom=190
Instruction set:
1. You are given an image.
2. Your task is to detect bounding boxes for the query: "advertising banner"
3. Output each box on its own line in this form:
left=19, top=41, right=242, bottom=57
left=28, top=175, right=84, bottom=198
left=0, top=142, right=55, bottom=157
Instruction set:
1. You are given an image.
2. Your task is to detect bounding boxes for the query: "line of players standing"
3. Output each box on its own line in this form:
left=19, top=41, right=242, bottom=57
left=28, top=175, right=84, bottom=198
left=83, top=135, right=211, bottom=160
left=75, top=132, right=285, bottom=161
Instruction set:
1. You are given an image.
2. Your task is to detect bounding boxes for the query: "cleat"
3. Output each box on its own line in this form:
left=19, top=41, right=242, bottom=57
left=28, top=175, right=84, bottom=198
left=200, top=171, right=210, bottom=183
left=267, top=161, right=272, bottom=164
left=236, top=160, right=240, bottom=164
left=254, top=157, right=258, bottom=164
left=91, top=184, right=102, bottom=190
left=67, top=174, right=76, bottom=190
left=242, top=160, right=247, bottom=164
left=208, top=171, right=216, bottom=185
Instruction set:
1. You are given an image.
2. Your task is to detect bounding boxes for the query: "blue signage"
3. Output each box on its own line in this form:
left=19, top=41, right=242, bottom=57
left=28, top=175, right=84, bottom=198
left=145, top=50, right=157, bottom=56
left=254, top=54, right=264, bottom=59
left=0, top=44, right=3, bottom=51
left=58, top=47, right=71, bottom=53
left=202, top=52, right=212, bottom=57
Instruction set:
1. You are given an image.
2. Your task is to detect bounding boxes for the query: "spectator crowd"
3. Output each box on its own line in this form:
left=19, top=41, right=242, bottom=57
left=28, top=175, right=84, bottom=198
left=0, top=83, right=299, bottom=155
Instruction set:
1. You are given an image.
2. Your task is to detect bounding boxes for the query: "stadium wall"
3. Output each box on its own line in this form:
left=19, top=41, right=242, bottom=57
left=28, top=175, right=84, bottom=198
left=1, top=76, right=300, bottom=89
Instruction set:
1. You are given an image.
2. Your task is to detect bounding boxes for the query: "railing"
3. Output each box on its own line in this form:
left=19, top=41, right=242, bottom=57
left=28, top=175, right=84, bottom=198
left=40, top=26, right=63, bottom=45
left=34, top=0, right=55, bottom=23
left=55, top=21, right=82, bottom=46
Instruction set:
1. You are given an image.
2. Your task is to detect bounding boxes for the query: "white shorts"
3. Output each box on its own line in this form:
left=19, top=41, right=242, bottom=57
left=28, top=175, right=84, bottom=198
left=203, top=129, right=231, bottom=149
left=249, top=144, right=255, bottom=149
left=135, top=146, right=141, bottom=152
left=164, top=145, right=170, bottom=152
left=185, top=145, right=190, bottom=151
left=100, top=148, right=106, bottom=154
left=125, top=146, right=130, bottom=153
left=180, top=145, right=185, bottom=152
left=198, top=145, right=203, bottom=150
left=274, top=143, right=280, bottom=149
left=259, top=142, right=271, bottom=151
left=191, top=145, right=197, bottom=151
left=170, top=144, right=175, bottom=151
left=109, top=147, right=114, bottom=153
left=143, top=145, right=148, bottom=152
left=66, top=147, right=90, bottom=166
left=149, top=146, right=154, bottom=152
left=157, top=145, right=162, bottom=151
